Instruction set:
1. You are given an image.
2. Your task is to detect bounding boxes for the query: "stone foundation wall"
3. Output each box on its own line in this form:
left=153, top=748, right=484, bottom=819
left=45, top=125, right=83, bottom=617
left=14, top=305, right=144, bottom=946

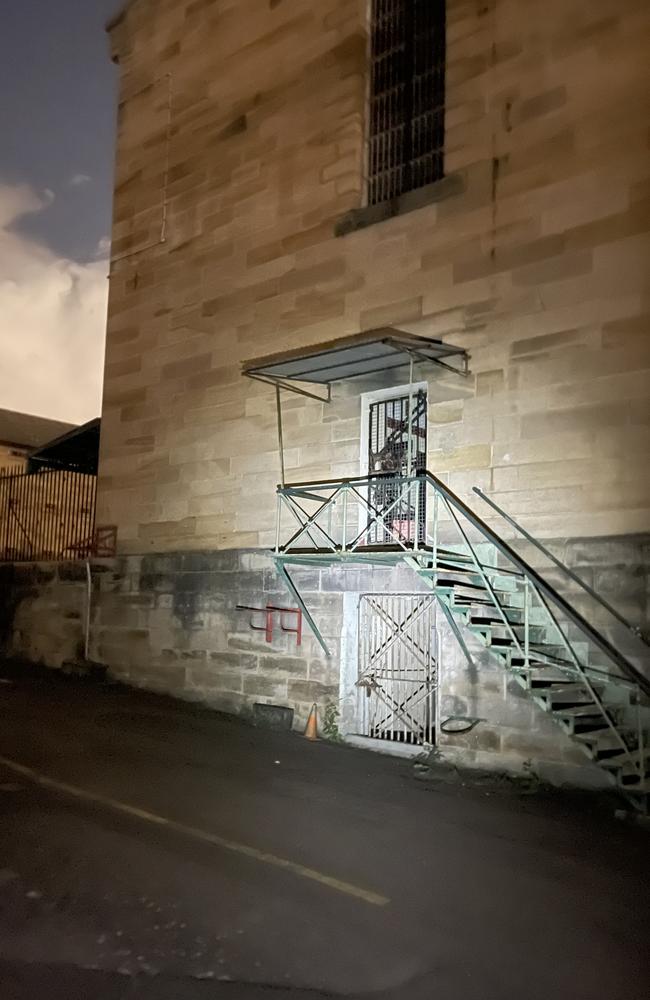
left=91, top=549, right=339, bottom=728
left=4, top=533, right=648, bottom=785
left=0, top=562, right=89, bottom=668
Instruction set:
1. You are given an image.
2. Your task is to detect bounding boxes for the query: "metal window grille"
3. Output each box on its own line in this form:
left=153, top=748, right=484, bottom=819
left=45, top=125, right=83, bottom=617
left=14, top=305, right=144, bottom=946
left=367, top=390, right=427, bottom=544
left=0, top=468, right=97, bottom=562
left=368, top=0, right=446, bottom=206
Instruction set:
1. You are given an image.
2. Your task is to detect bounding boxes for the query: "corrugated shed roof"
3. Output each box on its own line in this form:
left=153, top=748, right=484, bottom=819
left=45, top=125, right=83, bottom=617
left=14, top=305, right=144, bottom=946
left=29, top=418, right=100, bottom=474
left=0, top=409, right=76, bottom=450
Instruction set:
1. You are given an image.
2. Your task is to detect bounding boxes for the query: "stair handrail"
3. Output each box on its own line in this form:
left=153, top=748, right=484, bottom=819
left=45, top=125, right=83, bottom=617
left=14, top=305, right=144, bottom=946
left=420, top=471, right=650, bottom=696
left=472, top=487, right=648, bottom=646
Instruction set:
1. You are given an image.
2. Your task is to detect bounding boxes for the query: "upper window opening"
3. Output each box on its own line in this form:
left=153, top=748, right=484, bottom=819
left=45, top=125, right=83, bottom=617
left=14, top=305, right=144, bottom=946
left=368, top=0, right=446, bottom=207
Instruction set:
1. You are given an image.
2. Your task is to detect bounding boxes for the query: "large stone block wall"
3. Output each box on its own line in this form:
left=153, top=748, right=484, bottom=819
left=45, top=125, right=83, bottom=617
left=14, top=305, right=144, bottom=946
left=98, top=0, right=650, bottom=554
left=0, top=562, right=89, bottom=668
left=90, top=549, right=340, bottom=726
left=5, top=539, right=650, bottom=787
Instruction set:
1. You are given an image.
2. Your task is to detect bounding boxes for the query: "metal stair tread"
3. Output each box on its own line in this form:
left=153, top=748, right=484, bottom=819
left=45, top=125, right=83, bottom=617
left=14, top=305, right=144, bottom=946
left=411, top=529, right=647, bottom=811
left=550, top=704, right=607, bottom=717
left=599, top=748, right=650, bottom=770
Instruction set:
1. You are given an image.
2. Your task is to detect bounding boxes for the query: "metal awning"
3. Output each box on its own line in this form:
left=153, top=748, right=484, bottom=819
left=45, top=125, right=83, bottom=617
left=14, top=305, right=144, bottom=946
left=242, top=328, right=468, bottom=400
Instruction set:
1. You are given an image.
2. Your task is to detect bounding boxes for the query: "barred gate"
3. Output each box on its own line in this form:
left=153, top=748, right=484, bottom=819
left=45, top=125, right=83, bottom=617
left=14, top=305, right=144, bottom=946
left=357, top=593, right=437, bottom=745
left=0, top=468, right=97, bottom=562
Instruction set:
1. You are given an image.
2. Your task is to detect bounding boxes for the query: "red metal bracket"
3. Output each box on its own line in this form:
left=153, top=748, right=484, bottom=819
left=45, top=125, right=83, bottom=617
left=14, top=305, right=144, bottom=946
left=236, top=604, right=302, bottom=646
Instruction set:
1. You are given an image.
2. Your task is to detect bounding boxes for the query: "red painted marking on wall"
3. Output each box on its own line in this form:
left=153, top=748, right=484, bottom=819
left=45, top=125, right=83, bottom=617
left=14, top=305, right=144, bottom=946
left=236, top=604, right=302, bottom=646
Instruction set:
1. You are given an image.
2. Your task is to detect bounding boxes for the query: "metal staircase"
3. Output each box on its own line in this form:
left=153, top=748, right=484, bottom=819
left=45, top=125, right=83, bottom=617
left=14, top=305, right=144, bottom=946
left=274, top=470, right=650, bottom=812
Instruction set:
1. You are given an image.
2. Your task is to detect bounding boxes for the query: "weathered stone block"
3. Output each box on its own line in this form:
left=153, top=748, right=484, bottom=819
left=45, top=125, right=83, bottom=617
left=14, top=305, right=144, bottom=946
left=243, top=675, right=289, bottom=700
left=288, top=680, right=338, bottom=702
left=208, top=651, right=258, bottom=670
left=258, top=654, right=308, bottom=677
left=187, top=666, right=243, bottom=693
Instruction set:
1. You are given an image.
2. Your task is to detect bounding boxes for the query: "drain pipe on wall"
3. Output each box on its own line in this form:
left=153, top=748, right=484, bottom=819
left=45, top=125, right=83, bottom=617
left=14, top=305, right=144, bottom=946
left=84, top=560, right=92, bottom=662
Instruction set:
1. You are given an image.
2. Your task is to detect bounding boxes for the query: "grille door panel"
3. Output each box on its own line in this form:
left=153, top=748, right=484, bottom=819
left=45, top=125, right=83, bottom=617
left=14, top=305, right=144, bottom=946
left=357, top=593, right=437, bottom=745
left=367, top=389, right=427, bottom=545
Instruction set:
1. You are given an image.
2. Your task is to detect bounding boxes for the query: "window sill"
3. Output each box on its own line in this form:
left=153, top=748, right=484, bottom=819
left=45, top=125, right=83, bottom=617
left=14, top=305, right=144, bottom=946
left=334, top=172, right=465, bottom=238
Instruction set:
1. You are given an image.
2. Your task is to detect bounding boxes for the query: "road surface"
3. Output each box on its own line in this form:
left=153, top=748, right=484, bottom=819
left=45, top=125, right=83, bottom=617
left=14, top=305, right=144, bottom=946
left=0, top=664, right=647, bottom=999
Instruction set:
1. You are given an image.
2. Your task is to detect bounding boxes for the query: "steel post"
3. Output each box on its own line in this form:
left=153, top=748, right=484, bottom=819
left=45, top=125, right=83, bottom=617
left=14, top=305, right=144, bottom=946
left=524, top=576, right=530, bottom=669
left=275, top=383, right=285, bottom=488
left=413, top=478, right=420, bottom=551
left=432, top=488, right=439, bottom=587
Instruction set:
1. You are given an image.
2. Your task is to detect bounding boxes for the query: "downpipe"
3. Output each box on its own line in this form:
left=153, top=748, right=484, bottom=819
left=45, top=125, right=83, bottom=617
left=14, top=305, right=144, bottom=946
left=84, top=560, right=92, bottom=662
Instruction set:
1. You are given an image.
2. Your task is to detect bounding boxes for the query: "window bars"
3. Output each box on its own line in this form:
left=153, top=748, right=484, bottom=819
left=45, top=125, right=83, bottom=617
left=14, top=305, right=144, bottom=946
left=368, top=0, right=446, bottom=206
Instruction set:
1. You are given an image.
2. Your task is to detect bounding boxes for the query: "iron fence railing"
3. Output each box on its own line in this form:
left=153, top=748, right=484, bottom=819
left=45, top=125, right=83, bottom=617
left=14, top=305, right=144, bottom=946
left=0, top=467, right=97, bottom=562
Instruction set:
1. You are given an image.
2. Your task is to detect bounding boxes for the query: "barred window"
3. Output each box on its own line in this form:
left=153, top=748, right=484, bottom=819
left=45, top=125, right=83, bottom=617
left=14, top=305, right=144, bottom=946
left=368, top=0, right=446, bottom=206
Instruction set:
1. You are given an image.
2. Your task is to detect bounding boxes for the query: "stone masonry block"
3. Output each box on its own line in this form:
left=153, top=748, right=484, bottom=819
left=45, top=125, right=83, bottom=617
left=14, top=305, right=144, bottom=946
left=243, top=676, right=289, bottom=700
left=258, top=654, right=308, bottom=677
left=208, top=651, right=258, bottom=670
left=186, top=667, right=243, bottom=693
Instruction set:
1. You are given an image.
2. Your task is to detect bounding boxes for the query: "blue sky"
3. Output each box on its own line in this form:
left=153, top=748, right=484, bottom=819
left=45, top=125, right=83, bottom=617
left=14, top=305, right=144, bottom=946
left=0, top=1, right=122, bottom=422
left=0, top=0, right=120, bottom=261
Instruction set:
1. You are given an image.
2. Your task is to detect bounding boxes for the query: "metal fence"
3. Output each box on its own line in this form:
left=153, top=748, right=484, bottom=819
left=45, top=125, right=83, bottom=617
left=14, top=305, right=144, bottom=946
left=0, top=467, right=97, bottom=562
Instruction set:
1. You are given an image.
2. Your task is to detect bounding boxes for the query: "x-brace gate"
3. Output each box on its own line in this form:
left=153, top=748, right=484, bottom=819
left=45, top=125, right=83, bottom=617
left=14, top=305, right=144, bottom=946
left=357, top=593, right=437, bottom=745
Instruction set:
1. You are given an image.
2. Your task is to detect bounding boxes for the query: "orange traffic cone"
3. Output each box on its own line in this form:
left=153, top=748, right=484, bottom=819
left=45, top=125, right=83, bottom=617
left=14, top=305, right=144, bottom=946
left=303, top=703, right=319, bottom=741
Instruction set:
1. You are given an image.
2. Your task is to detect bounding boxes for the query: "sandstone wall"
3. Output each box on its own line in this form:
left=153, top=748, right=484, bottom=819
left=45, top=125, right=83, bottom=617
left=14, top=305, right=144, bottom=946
left=2, top=551, right=621, bottom=787
left=99, top=0, right=650, bottom=553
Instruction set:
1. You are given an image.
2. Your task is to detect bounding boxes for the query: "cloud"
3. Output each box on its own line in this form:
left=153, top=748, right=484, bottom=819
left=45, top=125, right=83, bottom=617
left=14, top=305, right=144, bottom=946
left=95, top=235, right=111, bottom=259
left=0, top=182, right=107, bottom=424
left=69, top=173, right=92, bottom=187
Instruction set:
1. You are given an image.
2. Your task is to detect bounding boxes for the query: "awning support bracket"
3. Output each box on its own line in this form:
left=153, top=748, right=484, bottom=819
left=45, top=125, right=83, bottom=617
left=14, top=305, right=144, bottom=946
left=246, top=372, right=331, bottom=403
left=385, top=339, right=469, bottom=377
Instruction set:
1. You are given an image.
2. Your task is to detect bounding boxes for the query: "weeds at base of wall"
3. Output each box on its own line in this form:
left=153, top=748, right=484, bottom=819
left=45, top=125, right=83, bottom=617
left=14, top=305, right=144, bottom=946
left=322, top=701, right=344, bottom=743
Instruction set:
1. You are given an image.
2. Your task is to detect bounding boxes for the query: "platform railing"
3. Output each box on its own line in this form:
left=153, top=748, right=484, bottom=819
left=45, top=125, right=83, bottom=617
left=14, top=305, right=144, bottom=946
left=276, top=472, right=425, bottom=555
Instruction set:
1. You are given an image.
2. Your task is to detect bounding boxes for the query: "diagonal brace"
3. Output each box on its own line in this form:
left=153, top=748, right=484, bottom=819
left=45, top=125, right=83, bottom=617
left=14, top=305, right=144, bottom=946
left=274, top=558, right=331, bottom=657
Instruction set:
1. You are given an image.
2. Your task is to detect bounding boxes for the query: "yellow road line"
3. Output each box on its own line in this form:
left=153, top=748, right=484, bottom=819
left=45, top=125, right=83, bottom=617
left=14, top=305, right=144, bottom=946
left=0, top=755, right=389, bottom=907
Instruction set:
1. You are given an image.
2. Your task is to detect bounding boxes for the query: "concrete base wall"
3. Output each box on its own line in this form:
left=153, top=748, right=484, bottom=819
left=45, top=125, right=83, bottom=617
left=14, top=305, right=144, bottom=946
left=2, top=533, right=648, bottom=787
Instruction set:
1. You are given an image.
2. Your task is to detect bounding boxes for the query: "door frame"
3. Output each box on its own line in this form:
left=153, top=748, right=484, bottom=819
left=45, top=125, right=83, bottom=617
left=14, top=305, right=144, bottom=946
left=356, top=591, right=438, bottom=746
left=359, top=380, right=429, bottom=477
left=358, top=381, right=429, bottom=541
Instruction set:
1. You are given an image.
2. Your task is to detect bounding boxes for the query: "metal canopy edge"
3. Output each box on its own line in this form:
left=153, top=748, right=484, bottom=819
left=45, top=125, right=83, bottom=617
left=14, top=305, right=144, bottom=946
left=241, top=328, right=469, bottom=400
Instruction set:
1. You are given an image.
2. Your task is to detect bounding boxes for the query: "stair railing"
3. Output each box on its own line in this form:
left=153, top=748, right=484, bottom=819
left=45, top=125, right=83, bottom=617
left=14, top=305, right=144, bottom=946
left=420, top=475, right=642, bottom=774
left=421, top=471, right=649, bottom=696
left=473, top=487, right=648, bottom=646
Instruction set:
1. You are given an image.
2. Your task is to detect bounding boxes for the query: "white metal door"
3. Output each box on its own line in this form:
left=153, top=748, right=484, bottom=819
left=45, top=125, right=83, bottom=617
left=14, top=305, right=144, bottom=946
left=357, top=594, right=437, bottom=745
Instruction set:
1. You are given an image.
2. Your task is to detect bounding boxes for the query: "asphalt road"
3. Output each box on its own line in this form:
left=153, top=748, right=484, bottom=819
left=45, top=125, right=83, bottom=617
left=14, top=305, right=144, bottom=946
left=0, top=664, right=648, bottom=999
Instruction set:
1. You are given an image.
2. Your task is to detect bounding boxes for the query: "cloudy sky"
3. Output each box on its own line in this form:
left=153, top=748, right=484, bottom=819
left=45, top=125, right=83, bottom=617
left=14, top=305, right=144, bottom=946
left=0, top=0, right=120, bottom=424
